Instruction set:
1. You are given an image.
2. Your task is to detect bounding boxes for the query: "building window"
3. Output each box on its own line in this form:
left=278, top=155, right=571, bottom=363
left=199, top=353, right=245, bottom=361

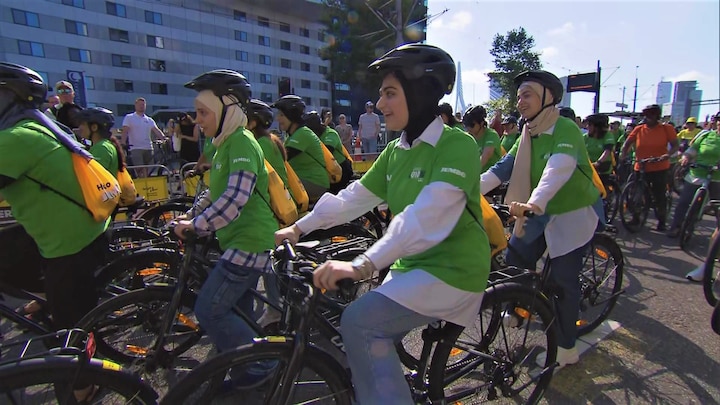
left=259, top=55, right=271, bottom=66
left=320, top=98, right=329, bottom=107
left=62, top=0, right=84, bottom=8
left=65, top=20, right=88, bottom=36
left=260, top=92, right=273, bottom=103
left=112, top=54, right=132, bottom=68
left=260, top=74, right=272, bottom=84
left=300, top=45, right=310, bottom=55
left=236, top=51, right=248, bottom=61
left=145, top=10, right=162, bottom=25
left=106, top=2, right=126, bottom=17
left=318, top=31, right=326, bottom=42
left=279, top=23, right=290, bottom=33
left=301, top=63, right=310, bottom=72
left=69, top=48, right=92, bottom=63
left=280, top=41, right=291, bottom=51
left=258, top=35, right=270, bottom=46
left=114, top=79, right=134, bottom=92
left=109, top=28, right=129, bottom=42
left=319, top=82, right=329, bottom=91
left=280, top=59, right=291, bottom=69
left=335, top=83, right=350, bottom=91
left=299, top=27, right=310, bottom=38
left=319, top=65, right=328, bottom=75
left=117, top=104, right=134, bottom=116
left=85, top=76, right=95, bottom=90
left=301, top=80, right=311, bottom=89
left=12, top=9, right=40, bottom=27
left=147, top=35, right=164, bottom=48
left=18, top=40, right=44, bottom=57
left=302, top=97, right=312, bottom=106
left=337, top=99, right=351, bottom=107
left=151, top=82, right=168, bottom=95
left=258, top=16, right=269, bottom=27
left=233, top=10, right=246, bottom=21
left=235, top=30, right=247, bottom=42
left=149, top=59, right=166, bottom=72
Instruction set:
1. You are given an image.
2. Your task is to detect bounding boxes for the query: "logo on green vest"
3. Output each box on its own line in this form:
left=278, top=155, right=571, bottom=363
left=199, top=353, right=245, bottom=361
left=410, top=168, right=425, bottom=181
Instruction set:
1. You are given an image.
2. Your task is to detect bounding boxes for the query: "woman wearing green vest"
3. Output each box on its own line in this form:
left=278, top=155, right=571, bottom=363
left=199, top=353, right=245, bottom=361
left=173, top=70, right=278, bottom=387
left=584, top=113, right=615, bottom=185
left=481, top=70, right=604, bottom=369
left=462, top=105, right=502, bottom=172
left=275, top=44, right=490, bottom=404
left=501, top=115, right=520, bottom=152
left=271, top=95, right=329, bottom=203
left=303, top=110, right=353, bottom=193
left=246, top=99, right=289, bottom=185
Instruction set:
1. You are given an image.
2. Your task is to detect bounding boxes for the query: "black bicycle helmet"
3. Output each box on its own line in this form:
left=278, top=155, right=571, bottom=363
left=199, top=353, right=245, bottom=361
left=0, top=62, right=47, bottom=108
left=559, top=107, right=576, bottom=121
left=271, top=95, right=306, bottom=122
left=586, top=113, right=609, bottom=129
left=75, top=107, right=115, bottom=131
left=642, top=104, right=661, bottom=113
left=462, top=105, right=487, bottom=128
left=514, top=70, right=564, bottom=106
left=368, top=43, right=456, bottom=95
left=246, top=99, right=274, bottom=128
left=438, top=103, right=453, bottom=117
left=184, top=69, right=252, bottom=106
left=302, top=111, right=324, bottom=136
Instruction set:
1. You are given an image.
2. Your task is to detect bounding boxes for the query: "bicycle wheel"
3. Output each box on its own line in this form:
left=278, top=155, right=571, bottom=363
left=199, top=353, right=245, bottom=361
left=110, top=225, right=163, bottom=247
left=604, top=179, right=621, bottom=224
left=160, top=341, right=353, bottom=405
left=711, top=300, right=720, bottom=335
left=0, top=356, right=158, bottom=404
left=138, top=202, right=193, bottom=228
left=577, top=233, right=625, bottom=336
left=679, top=189, right=706, bottom=251
left=703, top=229, right=720, bottom=306
left=427, top=282, right=557, bottom=405
left=620, top=181, right=650, bottom=233
left=95, top=248, right=180, bottom=296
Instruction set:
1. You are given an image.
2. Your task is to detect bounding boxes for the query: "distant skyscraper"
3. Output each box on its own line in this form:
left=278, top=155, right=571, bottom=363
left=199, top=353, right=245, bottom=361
left=670, top=81, right=702, bottom=124
left=656, top=81, right=672, bottom=105
left=489, top=78, right=503, bottom=101
left=557, top=76, right=572, bottom=109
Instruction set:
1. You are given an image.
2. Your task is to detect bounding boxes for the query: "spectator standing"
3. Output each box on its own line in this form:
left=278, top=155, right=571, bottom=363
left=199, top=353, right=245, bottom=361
left=358, top=101, right=381, bottom=159
left=120, top=98, right=166, bottom=177
left=176, top=113, right=200, bottom=163
left=54, top=81, right=83, bottom=132
left=335, top=114, right=354, bottom=153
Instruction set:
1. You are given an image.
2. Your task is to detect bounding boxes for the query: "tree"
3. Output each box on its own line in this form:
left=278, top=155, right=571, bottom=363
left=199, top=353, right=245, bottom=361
left=487, top=27, right=542, bottom=115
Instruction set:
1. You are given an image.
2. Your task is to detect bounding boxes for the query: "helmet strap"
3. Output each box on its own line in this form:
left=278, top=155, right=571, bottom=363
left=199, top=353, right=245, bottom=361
left=525, top=85, right=553, bottom=122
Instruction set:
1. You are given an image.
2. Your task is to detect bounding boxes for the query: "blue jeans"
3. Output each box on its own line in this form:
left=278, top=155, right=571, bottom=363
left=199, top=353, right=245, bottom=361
left=341, top=291, right=436, bottom=405
left=361, top=137, right=377, bottom=159
left=194, top=259, right=262, bottom=353
left=506, top=236, right=586, bottom=349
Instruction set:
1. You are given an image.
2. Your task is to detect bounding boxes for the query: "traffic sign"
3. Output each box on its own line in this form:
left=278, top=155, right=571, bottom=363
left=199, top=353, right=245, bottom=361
left=616, top=103, right=628, bottom=108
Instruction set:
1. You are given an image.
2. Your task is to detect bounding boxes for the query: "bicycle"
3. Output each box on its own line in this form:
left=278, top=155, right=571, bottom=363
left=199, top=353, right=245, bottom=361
left=490, top=204, right=625, bottom=337
left=0, top=328, right=158, bottom=404
left=620, top=156, right=674, bottom=233
left=602, top=173, right=621, bottom=224
left=678, top=163, right=720, bottom=251
left=159, top=240, right=558, bottom=404
left=700, top=208, right=720, bottom=307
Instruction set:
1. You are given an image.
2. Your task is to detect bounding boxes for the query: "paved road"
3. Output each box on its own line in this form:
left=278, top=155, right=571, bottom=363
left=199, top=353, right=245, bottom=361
left=546, top=214, right=719, bottom=404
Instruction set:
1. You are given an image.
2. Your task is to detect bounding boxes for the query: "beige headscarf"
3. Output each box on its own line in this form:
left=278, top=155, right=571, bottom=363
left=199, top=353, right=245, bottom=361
left=195, top=90, right=248, bottom=148
left=505, top=82, right=560, bottom=205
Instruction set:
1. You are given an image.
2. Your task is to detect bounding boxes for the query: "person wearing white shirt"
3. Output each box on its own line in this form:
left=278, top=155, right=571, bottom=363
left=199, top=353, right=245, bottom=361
left=120, top=98, right=165, bottom=177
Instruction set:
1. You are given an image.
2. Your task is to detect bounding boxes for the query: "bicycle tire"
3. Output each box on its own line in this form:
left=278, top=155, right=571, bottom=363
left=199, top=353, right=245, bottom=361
left=679, top=189, right=706, bottom=251
left=0, top=356, right=158, bottom=404
left=160, top=340, right=353, bottom=405
left=138, top=202, right=194, bottom=228
left=604, top=179, right=621, bottom=223
left=95, top=248, right=180, bottom=295
left=620, top=181, right=650, bottom=233
left=110, top=225, right=163, bottom=245
left=577, top=233, right=625, bottom=336
left=703, top=229, right=720, bottom=306
left=75, top=286, right=202, bottom=365
left=426, top=282, right=556, bottom=405
left=711, top=300, right=720, bottom=335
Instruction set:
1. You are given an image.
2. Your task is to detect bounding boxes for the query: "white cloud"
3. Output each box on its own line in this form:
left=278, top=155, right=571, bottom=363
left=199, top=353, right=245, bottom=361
left=547, top=22, right=574, bottom=36
left=667, top=70, right=715, bottom=83
left=431, top=11, right=472, bottom=30
left=462, top=68, right=494, bottom=85
left=429, top=18, right=444, bottom=29
left=540, top=46, right=559, bottom=59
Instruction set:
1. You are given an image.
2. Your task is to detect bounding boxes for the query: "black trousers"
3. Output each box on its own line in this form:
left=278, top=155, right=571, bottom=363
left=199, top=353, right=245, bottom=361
left=639, top=169, right=669, bottom=224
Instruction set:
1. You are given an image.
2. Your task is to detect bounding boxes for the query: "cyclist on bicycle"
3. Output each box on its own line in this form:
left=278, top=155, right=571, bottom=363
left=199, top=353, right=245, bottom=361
left=271, top=95, right=329, bottom=203
left=173, top=70, right=277, bottom=377
left=76, top=107, right=125, bottom=174
left=303, top=110, right=353, bottom=193
left=620, top=104, right=679, bottom=231
left=501, top=115, right=520, bottom=152
left=462, top=105, right=502, bottom=173
left=585, top=113, right=615, bottom=185
left=246, top=99, right=290, bottom=186
left=480, top=69, right=604, bottom=368
left=677, top=117, right=702, bottom=152
left=276, top=44, right=490, bottom=404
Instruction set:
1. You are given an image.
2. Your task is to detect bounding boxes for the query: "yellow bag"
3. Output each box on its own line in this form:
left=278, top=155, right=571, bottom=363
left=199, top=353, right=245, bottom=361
left=116, top=168, right=137, bottom=207
left=341, top=144, right=353, bottom=163
left=319, top=143, right=343, bottom=184
left=284, top=161, right=309, bottom=213
left=587, top=158, right=607, bottom=198
left=72, top=154, right=121, bottom=221
left=262, top=160, right=298, bottom=226
left=480, top=196, right=507, bottom=256
left=500, top=145, right=507, bottom=156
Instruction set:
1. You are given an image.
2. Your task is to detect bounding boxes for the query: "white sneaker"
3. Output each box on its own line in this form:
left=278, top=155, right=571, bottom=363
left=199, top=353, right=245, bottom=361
left=257, top=307, right=282, bottom=329
left=536, top=346, right=579, bottom=369
left=686, top=264, right=705, bottom=282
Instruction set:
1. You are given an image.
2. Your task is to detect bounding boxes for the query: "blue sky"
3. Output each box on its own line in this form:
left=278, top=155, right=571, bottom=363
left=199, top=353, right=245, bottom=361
left=426, top=0, right=720, bottom=120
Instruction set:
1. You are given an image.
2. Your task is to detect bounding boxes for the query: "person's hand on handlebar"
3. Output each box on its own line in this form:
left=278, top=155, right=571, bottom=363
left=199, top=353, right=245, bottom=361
left=509, top=201, right=541, bottom=218
left=173, top=220, right=195, bottom=239
left=274, top=224, right=303, bottom=246
left=313, top=260, right=361, bottom=291
left=680, top=154, right=690, bottom=167
left=660, top=153, right=670, bottom=161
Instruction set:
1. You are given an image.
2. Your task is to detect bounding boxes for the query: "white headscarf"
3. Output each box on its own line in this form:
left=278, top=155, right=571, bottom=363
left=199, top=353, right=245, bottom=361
left=195, top=90, right=248, bottom=147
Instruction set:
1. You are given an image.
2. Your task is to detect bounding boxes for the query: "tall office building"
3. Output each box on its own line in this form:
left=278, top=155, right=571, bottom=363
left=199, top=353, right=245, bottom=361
left=670, top=81, right=702, bottom=124
left=0, top=0, right=331, bottom=125
left=656, top=81, right=672, bottom=105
